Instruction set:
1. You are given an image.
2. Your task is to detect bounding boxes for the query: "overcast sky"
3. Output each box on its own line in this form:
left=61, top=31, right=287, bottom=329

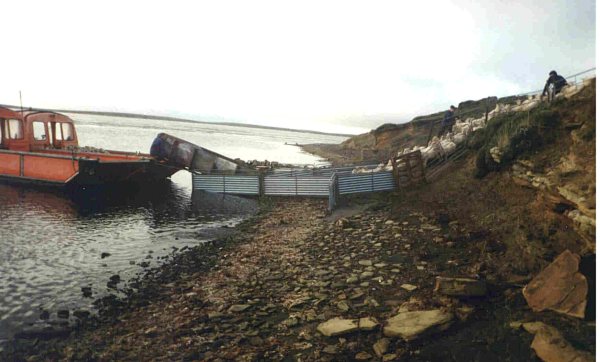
left=2, top=0, right=595, bottom=134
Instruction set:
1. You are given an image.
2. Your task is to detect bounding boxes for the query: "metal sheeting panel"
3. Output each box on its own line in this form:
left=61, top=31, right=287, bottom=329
left=338, top=172, right=395, bottom=195
left=192, top=174, right=259, bottom=195
left=264, top=176, right=330, bottom=196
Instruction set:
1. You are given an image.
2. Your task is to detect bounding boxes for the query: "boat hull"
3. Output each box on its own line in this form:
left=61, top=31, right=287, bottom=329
left=0, top=150, right=180, bottom=187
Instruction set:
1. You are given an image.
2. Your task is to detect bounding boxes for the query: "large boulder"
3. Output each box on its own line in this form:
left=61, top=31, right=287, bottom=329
left=523, top=250, right=588, bottom=318
left=522, top=322, right=594, bottom=362
left=383, top=309, right=453, bottom=341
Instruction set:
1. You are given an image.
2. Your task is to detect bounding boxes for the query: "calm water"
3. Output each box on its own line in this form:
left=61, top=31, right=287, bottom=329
left=0, top=115, right=348, bottom=344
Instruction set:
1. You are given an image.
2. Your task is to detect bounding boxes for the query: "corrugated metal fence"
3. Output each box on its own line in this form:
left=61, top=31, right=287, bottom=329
left=191, top=164, right=396, bottom=211
left=192, top=174, right=260, bottom=195
left=337, top=172, right=395, bottom=195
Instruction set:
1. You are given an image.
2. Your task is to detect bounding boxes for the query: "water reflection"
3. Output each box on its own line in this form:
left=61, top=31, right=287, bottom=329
left=0, top=183, right=257, bottom=342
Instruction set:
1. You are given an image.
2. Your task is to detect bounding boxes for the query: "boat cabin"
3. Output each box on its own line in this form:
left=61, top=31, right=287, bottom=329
left=0, top=107, right=78, bottom=152
left=0, top=106, right=181, bottom=186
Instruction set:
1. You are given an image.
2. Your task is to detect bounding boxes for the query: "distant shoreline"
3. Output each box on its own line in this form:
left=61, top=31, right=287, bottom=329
left=0, top=104, right=354, bottom=138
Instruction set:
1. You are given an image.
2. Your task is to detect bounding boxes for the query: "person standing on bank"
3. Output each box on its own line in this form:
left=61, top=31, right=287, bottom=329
left=542, top=70, right=567, bottom=100
left=438, top=105, right=457, bottom=137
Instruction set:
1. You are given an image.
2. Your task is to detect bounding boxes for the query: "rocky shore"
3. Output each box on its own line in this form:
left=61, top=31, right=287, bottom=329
left=3, top=183, right=594, bottom=361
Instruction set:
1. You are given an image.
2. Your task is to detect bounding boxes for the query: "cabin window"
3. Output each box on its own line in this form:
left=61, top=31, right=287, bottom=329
left=33, top=122, right=47, bottom=141
left=61, top=123, right=74, bottom=141
left=53, top=122, right=63, bottom=141
left=5, top=119, right=23, bottom=139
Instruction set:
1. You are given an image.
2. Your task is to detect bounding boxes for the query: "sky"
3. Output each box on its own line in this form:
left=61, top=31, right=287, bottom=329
left=1, top=0, right=596, bottom=135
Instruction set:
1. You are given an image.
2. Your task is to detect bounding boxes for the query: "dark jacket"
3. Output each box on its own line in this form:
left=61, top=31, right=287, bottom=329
left=543, top=74, right=567, bottom=95
left=441, top=109, right=456, bottom=126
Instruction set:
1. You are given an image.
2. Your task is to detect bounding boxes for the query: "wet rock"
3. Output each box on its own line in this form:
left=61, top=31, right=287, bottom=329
left=383, top=309, right=454, bottom=341
left=523, top=250, right=587, bottom=318
left=350, top=291, right=365, bottom=300
left=81, top=286, right=93, bottom=298
left=346, top=276, right=359, bottom=284
left=522, top=322, right=594, bottom=362
left=248, top=336, right=263, bottom=346
left=144, top=326, right=159, bottom=336
left=373, top=338, right=390, bottom=357
left=57, top=310, right=69, bottom=319
left=358, top=317, right=378, bottom=331
left=400, top=284, right=418, bottom=291
left=355, top=351, right=372, bottom=360
left=360, top=271, right=374, bottom=279
left=39, top=310, right=50, bottom=320
left=73, top=310, right=90, bottom=319
left=207, top=311, right=224, bottom=319
left=335, top=218, right=353, bottom=229
left=434, top=277, right=487, bottom=297
left=228, top=304, right=251, bottom=313
left=455, top=306, right=474, bottom=321
left=101, top=252, right=111, bottom=259
left=509, top=321, right=524, bottom=329
left=383, top=353, right=399, bottom=361
left=337, top=301, right=350, bottom=312
left=282, top=317, right=299, bottom=327
left=322, top=345, right=338, bottom=354
left=317, top=318, right=358, bottom=337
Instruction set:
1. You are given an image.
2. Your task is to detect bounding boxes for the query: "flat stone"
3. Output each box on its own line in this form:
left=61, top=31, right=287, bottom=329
left=228, top=304, right=250, bottom=313
left=358, top=260, right=373, bottom=266
left=401, top=284, right=418, bottom=291
left=350, top=291, right=365, bottom=300
left=522, top=322, right=594, bottom=362
left=360, top=271, right=374, bottom=279
left=523, top=250, right=588, bottom=318
left=434, top=277, right=487, bottom=297
left=360, top=282, right=370, bottom=287
left=337, top=301, right=350, bottom=312
left=322, top=345, right=338, bottom=354
left=509, top=321, right=524, bottom=329
left=346, top=276, right=359, bottom=284
left=383, top=354, right=398, bottom=361
left=383, top=309, right=454, bottom=341
left=317, top=318, right=358, bottom=337
left=355, top=352, right=372, bottom=360
left=358, top=317, right=379, bottom=331
left=207, top=311, right=224, bottom=319
left=373, top=338, right=390, bottom=357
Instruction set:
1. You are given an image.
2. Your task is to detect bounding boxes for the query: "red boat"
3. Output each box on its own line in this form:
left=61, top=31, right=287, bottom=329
left=0, top=107, right=181, bottom=187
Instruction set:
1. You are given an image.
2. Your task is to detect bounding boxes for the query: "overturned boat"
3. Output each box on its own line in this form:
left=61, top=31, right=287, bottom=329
left=0, top=107, right=244, bottom=187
